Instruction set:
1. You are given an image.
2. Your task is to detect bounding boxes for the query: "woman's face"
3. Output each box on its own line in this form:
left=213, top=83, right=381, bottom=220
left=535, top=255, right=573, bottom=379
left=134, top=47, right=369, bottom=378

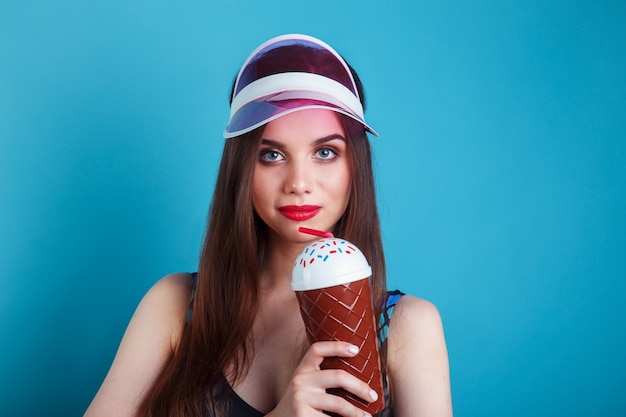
left=252, top=108, right=351, bottom=244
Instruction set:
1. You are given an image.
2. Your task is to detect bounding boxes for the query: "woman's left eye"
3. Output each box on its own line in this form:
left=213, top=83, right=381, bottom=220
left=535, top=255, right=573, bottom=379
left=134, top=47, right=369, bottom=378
left=260, top=150, right=285, bottom=162
left=315, top=148, right=337, bottom=160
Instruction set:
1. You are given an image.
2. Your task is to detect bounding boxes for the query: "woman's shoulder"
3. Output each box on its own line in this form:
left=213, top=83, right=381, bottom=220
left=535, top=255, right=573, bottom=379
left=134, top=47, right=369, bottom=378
left=137, top=272, right=194, bottom=348
left=391, top=294, right=443, bottom=326
left=84, top=273, right=195, bottom=416
left=386, top=294, right=452, bottom=416
left=386, top=293, right=447, bottom=360
left=142, top=272, right=194, bottom=310
left=147, top=272, right=194, bottom=300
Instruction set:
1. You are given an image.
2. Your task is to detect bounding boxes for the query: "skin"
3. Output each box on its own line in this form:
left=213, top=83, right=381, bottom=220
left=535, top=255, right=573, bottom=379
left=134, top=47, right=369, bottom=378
left=84, top=109, right=453, bottom=417
left=252, top=108, right=351, bottom=252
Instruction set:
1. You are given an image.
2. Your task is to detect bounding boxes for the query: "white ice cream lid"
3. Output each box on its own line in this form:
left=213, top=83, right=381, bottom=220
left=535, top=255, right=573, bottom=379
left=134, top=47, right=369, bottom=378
left=291, top=229, right=372, bottom=291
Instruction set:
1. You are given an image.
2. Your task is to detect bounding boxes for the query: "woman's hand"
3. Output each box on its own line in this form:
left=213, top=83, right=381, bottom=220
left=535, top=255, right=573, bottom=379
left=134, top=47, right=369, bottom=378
left=266, top=341, right=378, bottom=417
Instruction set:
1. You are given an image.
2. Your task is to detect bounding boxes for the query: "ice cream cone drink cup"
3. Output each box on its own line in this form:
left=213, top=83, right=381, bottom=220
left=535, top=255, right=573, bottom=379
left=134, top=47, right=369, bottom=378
left=292, top=236, right=385, bottom=415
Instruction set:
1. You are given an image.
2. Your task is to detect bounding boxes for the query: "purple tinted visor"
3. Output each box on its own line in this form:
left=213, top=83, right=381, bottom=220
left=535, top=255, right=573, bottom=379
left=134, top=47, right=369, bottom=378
left=225, top=97, right=377, bottom=138
left=224, top=34, right=377, bottom=138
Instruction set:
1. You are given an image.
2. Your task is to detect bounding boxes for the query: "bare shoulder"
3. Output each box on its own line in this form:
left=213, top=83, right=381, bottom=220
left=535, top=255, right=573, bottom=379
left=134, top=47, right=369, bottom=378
left=141, top=273, right=193, bottom=319
left=389, top=295, right=444, bottom=338
left=84, top=272, right=194, bottom=417
left=137, top=272, right=194, bottom=349
left=145, top=271, right=194, bottom=300
left=387, top=295, right=453, bottom=417
left=387, top=294, right=447, bottom=359
left=393, top=294, right=442, bottom=319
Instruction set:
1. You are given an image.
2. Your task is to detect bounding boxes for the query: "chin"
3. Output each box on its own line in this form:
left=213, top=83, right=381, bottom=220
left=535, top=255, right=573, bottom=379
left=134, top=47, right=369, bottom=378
left=288, top=227, right=326, bottom=245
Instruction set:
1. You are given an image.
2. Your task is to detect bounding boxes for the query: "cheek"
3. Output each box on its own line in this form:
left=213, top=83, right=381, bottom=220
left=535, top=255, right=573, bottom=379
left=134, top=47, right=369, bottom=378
left=252, top=170, right=273, bottom=209
left=251, top=181, right=263, bottom=210
left=331, top=165, right=352, bottom=203
left=251, top=173, right=261, bottom=207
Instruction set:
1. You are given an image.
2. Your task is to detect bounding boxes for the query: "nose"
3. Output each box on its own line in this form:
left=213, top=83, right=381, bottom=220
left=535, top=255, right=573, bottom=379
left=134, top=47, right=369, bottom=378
left=283, top=160, right=313, bottom=195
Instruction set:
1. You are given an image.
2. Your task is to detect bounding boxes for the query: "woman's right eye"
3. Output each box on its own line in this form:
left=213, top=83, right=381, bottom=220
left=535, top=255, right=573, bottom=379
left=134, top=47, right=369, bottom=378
left=259, top=150, right=285, bottom=163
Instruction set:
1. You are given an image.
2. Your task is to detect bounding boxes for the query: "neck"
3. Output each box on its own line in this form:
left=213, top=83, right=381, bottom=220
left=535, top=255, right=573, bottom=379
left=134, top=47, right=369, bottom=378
left=259, top=233, right=310, bottom=291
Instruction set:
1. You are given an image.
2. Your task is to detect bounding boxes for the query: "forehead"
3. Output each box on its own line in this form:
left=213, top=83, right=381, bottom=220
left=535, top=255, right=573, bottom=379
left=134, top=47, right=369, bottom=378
left=262, top=108, right=346, bottom=142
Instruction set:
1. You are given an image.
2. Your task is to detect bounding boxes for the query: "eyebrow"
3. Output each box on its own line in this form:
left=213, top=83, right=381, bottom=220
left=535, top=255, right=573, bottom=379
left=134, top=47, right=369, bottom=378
left=260, top=134, right=346, bottom=148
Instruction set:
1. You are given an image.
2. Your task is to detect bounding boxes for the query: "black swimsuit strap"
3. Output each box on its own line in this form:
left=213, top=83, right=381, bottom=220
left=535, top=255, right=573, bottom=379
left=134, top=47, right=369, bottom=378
left=376, top=290, right=404, bottom=417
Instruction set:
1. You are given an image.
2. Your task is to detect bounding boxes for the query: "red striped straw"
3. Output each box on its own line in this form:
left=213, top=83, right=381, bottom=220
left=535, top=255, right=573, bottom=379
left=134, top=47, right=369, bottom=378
left=298, top=227, right=334, bottom=238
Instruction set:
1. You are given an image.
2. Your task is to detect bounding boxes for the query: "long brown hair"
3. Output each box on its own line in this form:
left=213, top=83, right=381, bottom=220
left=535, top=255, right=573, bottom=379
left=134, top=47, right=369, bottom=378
left=139, top=71, right=386, bottom=417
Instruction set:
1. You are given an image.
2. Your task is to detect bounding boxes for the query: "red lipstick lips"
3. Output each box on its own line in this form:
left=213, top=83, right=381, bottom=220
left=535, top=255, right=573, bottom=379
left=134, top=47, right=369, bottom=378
left=278, top=205, right=321, bottom=221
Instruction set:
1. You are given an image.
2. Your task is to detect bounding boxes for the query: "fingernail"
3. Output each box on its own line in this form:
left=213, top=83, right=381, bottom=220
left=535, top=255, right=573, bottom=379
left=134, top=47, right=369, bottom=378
left=370, top=389, right=378, bottom=402
left=363, top=413, right=372, bottom=417
left=348, top=344, right=359, bottom=354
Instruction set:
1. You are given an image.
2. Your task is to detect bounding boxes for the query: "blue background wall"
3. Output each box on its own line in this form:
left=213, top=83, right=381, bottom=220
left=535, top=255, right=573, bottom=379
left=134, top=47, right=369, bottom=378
left=1, top=1, right=624, bottom=415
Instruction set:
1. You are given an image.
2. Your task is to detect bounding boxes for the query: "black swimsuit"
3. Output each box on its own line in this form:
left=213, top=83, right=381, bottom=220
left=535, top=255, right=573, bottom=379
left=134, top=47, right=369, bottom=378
left=187, top=274, right=404, bottom=416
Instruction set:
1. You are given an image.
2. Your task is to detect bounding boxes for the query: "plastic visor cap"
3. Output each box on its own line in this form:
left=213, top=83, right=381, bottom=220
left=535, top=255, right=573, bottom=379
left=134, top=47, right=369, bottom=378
left=224, top=34, right=378, bottom=138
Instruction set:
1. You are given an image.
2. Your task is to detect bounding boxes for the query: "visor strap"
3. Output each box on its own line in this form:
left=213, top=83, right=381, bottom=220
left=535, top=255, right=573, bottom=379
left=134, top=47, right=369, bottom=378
left=229, top=72, right=364, bottom=120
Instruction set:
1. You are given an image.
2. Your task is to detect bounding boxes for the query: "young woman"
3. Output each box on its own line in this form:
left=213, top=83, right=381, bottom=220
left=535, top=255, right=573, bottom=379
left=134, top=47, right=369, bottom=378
left=85, top=34, right=452, bottom=417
